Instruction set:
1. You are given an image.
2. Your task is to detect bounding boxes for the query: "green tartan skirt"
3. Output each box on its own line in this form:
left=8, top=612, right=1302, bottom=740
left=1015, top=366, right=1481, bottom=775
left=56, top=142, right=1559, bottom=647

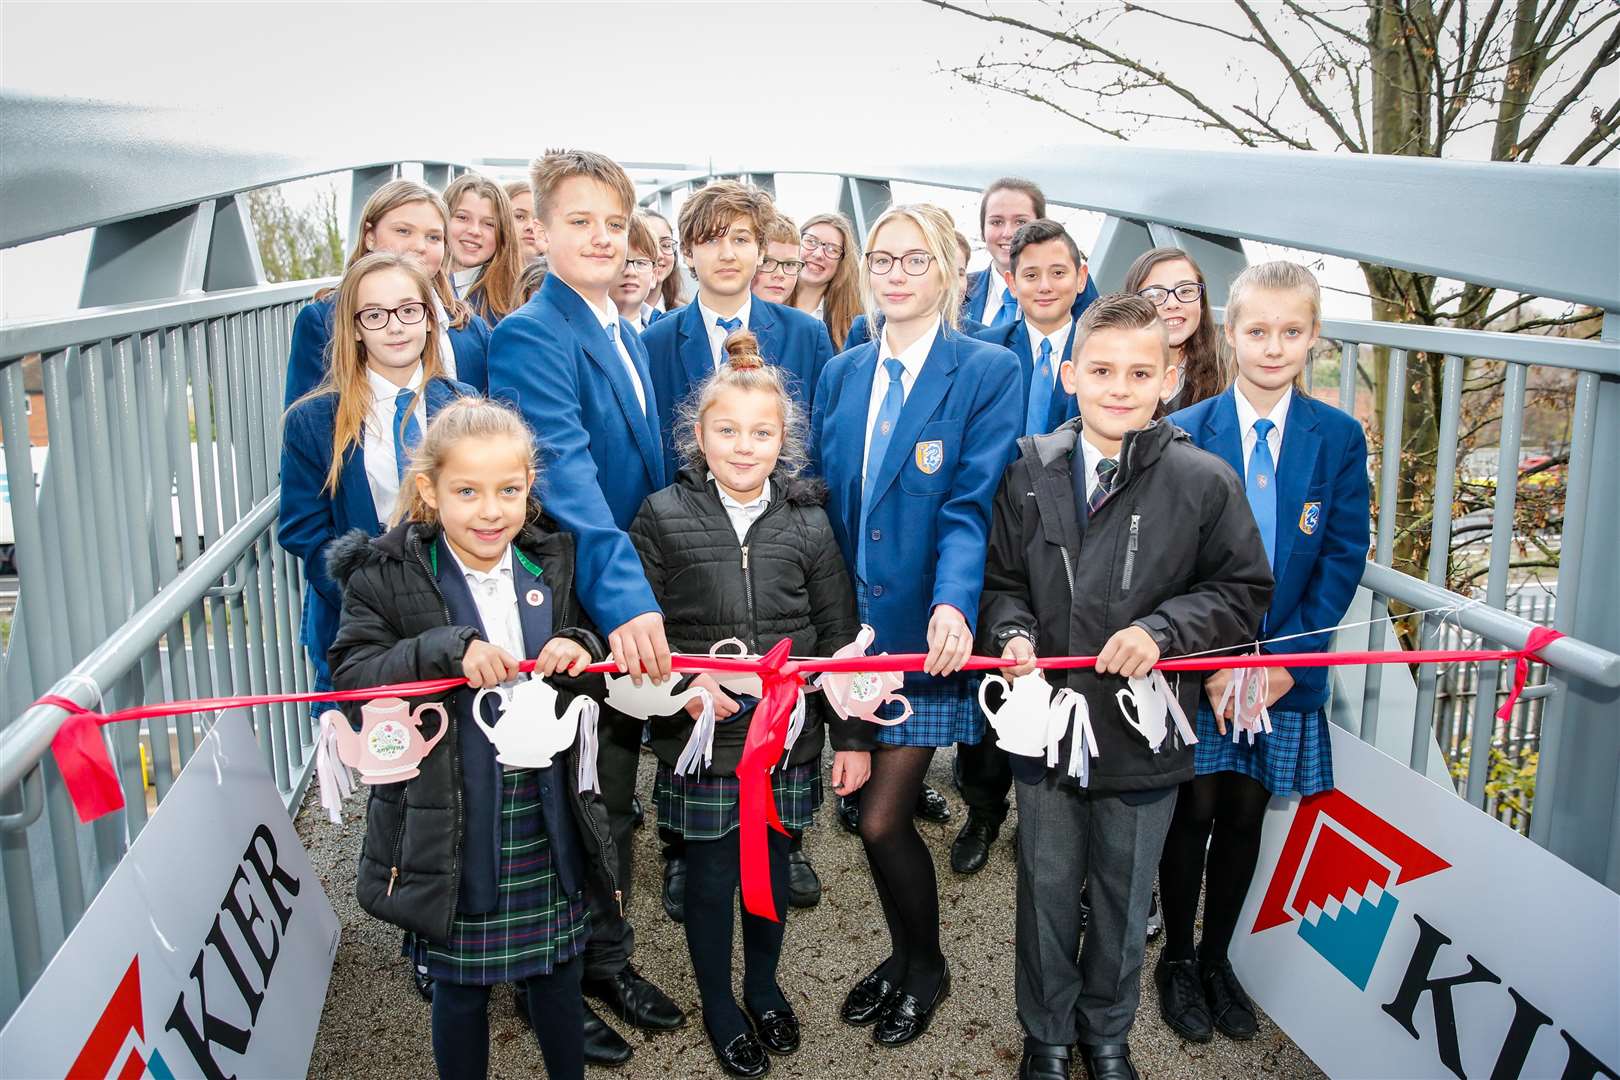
left=654, top=760, right=822, bottom=841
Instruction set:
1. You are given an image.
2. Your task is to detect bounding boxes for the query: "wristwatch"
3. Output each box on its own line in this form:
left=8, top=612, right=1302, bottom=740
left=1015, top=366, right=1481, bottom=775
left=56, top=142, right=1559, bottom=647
left=994, top=625, right=1037, bottom=651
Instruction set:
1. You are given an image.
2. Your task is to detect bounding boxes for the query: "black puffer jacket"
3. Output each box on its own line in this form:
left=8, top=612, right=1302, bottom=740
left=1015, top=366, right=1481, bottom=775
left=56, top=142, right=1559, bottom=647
left=628, top=467, right=873, bottom=774
left=325, top=518, right=618, bottom=943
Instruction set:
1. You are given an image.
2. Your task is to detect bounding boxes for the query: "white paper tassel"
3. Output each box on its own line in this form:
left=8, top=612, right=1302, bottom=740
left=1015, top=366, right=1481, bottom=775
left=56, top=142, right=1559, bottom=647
left=1218, top=668, right=1274, bottom=745
left=778, top=691, right=808, bottom=770
left=1155, top=672, right=1198, bottom=748
left=673, top=686, right=717, bottom=777
left=1065, top=694, right=1099, bottom=787
left=315, top=710, right=356, bottom=824
left=576, top=698, right=602, bottom=793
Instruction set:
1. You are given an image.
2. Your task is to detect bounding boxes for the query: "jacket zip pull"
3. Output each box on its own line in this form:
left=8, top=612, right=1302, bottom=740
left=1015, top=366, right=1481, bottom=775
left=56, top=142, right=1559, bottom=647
left=615, top=889, right=624, bottom=917
left=1122, top=513, right=1141, bottom=592
left=387, top=866, right=399, bottom=897
left=741, top=545, right=750, bottom=571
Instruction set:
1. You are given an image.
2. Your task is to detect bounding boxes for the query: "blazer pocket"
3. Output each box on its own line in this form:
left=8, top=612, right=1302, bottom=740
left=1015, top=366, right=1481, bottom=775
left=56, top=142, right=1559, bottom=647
left=899, top=420, right=962, bottom=496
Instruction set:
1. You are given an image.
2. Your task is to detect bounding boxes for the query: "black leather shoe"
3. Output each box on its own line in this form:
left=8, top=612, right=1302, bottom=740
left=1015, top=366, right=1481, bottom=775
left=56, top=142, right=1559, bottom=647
left=836, top=793, right=860, bottom=835
left=914, top=783, right=951, bottom=822
left=631, top=794, right=645, bottom=829
left=1144, top=888, right=1163, bottom=940
left=1079, top=1041, right=1138, bottom=1080
left=663, top=855, right=687, bottom=923
left=949, top=811, right=1000, bottom=874
left=704, top=1018, right=770, bottom=1077
left=873, top=967, right=950, bottom=1046
left=744, top=1003, right=801, bottom=1055
left=1019, top=1037, right=1071, bottom=1079
left=583, top=964, right=687, bottom=1030
left=1202, top=958, right=1259, bottom=1040
left=1154, top=955, right=1213, bottom=1043
left=582, top=1002, right=633, bottom=1066
left=840, top=965, right=899, bottom=1026
left=411, top=961, right=434, bottom=1003
left=786, top=849, right=821, bottom=908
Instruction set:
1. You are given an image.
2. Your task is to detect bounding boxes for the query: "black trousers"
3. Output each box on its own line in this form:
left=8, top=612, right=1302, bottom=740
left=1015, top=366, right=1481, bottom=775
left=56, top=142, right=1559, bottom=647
left=583, top=705, right=640, bottom=980
left=430, top=959, right=583, bottom=1080
left=956, top=736, right=1013, bottom=822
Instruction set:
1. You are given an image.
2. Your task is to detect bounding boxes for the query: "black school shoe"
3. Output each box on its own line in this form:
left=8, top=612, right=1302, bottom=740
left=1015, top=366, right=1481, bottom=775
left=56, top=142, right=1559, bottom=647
left=1202, top=958, right=1259, bottom=1039
left=786, top=849, right=821, bottom=908
left=583, top=963, right=687, bottom=1030
left=704, top=1017, right=770, bottom=1077
left=873, top=967, right=951, bottom=1047
left=836, top=793, right=861, bottom=835
left=515, top=988, right=633, bottom=1067
left=949, top=810, right=1000, bottom=874
left=663, top=855, right=687, bottom=923
left=1154, top=955, right=1213, bottom=1043
left=630, top=794, right=645, bottom=829
left=1079, top=1042, right=1138, bottom=1080
left=1019, top=1038, right=1071, bottom=1079
left=915, top=783, right=951, bottom=822
left=412, top=961, right=434, bottom=1002
left=745, top=1002, right=801, bottom=1055
left=840, top=964, right=900, bottom=1026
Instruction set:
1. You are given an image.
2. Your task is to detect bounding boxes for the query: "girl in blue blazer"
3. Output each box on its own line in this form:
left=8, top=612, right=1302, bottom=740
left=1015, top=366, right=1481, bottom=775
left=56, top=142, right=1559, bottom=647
left=279, top=252, right=470, bottom=708
left=283, top=180, right=491, bottom=406
left=810, top=204, right=1021, bottom=1046
left=1157, top=262, right=1370, bottom=1044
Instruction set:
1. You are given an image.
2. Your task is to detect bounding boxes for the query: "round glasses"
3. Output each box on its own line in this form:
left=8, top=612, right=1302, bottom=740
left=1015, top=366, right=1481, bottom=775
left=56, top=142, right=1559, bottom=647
left=354, top=302, right=428, bottom=331
left=1138, top=282, right=1205, bottom=306
left=801, top=235, right=845, bottom=260
left=656, top=238, right=677, bottom=254
left=865, top=251, right=935, bottom=276
left=759, top=257, right=805, bottom=276
left=624, top=257, right=654, bottom=272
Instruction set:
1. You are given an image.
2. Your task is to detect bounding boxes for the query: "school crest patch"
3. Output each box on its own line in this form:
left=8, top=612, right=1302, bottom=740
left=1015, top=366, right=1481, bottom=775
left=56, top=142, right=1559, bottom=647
left=914, top=440, right=944, bottom=475
left=1299, top=501, right=1322, bottom=535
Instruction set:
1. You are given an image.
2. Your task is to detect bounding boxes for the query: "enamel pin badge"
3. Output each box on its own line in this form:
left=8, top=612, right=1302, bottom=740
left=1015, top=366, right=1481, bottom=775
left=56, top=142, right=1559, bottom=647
left=526, top=589, right=544, bottom=606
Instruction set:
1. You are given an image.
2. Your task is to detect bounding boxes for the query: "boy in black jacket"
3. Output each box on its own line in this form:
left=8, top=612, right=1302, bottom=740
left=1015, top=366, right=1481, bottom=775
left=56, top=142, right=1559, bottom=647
left=979, top=294, right=1272, bottom=1080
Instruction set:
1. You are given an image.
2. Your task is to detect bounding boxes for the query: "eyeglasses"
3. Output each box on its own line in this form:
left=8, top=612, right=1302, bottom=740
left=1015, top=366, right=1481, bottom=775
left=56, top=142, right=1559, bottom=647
left=759, top=257, right=805, bottom=276
left=656, top=238, right=676, bottom=254
left=354, top=302, right=429, bottom=330
left=801, top=235, right=844, bottom=260
left=1138, top=282, right=1205, bottom=306
left=624, top=257, right=654, bottom=272
left=865, top=251, right=935, bottom=276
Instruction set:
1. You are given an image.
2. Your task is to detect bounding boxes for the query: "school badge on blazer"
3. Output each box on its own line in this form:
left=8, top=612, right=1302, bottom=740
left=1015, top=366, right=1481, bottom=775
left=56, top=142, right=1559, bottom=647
left=914, top=440, right=944, bottom=474
left=1300, top=501, right=1322, bottom=535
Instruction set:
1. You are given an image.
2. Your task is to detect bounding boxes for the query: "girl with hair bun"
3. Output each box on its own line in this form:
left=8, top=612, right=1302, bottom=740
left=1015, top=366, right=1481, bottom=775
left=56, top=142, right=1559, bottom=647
left=628, top=329, right=870, bottom=1077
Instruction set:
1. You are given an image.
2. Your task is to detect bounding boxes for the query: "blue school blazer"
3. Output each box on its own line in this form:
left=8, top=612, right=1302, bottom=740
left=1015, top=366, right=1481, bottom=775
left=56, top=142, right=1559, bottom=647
left=961, top=269, right=1100, bottom=326
left=1170, top=388, right=1371, bottom=712
left=486, top=275, right=667, bottom=634
left=810, top=325, right=1022, bottom=651
left=642, top=298, right=835, bottom=477
left=844, top=312, right=987, bottom=352
left=278, top=377, right=469, bottom=678
left=971, top=318, right=1081, bottom=435
left=282, top=297, right=494, bottom=406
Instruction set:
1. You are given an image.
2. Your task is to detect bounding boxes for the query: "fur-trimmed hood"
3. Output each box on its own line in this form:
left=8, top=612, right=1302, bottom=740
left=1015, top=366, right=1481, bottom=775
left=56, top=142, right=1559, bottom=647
left=324, top=509, right=572, bottom=589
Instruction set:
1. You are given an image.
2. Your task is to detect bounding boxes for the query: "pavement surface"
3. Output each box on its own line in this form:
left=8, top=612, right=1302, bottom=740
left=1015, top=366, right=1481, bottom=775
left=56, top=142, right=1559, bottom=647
left=302, top=750, right=1325, bottom=1079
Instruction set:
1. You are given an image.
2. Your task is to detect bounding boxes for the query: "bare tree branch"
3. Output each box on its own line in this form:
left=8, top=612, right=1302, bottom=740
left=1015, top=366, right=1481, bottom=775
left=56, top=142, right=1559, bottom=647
left=1513, top=17, right=1620, bottom=159
left=1234, top=0, right=1368, bottom=151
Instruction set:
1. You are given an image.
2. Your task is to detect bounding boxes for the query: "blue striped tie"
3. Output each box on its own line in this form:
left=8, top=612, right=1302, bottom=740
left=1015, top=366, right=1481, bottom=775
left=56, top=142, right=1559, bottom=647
left=1247, top=418, right=1278, bottom=567
left=992, top=288, right=1020, bottom=327
left=859, top=358, right=906, bottom=580
left=1025, top=337, right=1053, bottom=437
left=393, top=387, right=422, bottom=481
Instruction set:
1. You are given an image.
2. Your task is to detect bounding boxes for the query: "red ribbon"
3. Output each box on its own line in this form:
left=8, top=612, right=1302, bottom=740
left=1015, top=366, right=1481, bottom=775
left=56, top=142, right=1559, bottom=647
left=734, top=640, right=800, bottom=920
left=1496, top=626, right=1563, bottom=723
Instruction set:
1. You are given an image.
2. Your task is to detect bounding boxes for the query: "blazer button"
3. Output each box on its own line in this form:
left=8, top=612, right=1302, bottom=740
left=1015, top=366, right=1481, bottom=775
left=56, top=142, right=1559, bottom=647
left=872, top=585, right=885, bottom=597
left=540, top=784, right=551, bottom=796
left=870, top=529, right=882, bottom=541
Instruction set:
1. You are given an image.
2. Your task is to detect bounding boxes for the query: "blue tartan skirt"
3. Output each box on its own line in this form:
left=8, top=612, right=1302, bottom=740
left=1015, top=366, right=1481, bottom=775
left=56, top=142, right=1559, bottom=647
left=855, top=580, right=983, bottom=748
left=655, top=761, right=822, bottom=841
left=417, top=769, right=590, bottom=985
left=1193, top=703, right=1334, bottom=797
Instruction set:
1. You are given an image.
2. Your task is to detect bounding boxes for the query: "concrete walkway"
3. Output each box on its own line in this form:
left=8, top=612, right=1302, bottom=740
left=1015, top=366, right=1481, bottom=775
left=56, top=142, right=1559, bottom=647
left=302, top=752, right=1324, bottom=1079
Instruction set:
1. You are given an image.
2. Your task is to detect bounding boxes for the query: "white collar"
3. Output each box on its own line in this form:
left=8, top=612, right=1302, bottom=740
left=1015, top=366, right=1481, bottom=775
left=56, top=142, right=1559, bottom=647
left=452, top=267, right=480, bottom=289
left=698, top=295, right=752, bottom=333
left=366, top=363, right=424, bottom=404
left=1028, top=318, right=1074, bottom=364
left=445, top=540, right=513, bottom=586
left=640, top=301, right=657, bottom=323
left=878, top=313, right=941, bottom=379
left=1235, top=385, right=1292, bottom=436
left=557, top=277, right=619, bottom=332
left=1078, top=430, right=1115, bottom=478
left=707, top=471, right=771, bottom=511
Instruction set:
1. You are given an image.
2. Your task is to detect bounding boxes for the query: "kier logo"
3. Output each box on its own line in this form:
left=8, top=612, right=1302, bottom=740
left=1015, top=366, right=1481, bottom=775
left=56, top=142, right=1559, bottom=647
left=1252, top=789, right=1450, bottom=989
left=68, top=957, right=176, bottom=1080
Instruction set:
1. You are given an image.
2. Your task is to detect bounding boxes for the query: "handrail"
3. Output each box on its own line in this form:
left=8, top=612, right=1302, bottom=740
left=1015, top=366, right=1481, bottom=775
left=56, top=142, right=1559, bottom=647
left=0, top=492, right=281, bottom=800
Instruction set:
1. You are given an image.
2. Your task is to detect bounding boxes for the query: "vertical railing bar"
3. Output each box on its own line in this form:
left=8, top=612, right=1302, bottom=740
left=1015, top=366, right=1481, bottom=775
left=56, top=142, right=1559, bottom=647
left=188, top=321, right=228, bottom=705
left=223, top=314, right=273, bottom=769
left=1338, top=341, right=1357, bottom=418
left=1360, top=348, right=1407, bottom=745
left=258, top=307, right=302, bottom=761
left=241, top=311, right=291, bottom=791
left=1409, top=354, right=1464, bottom=775
left=164, top=325, right=208, bottom=762
left=137, top=330, right=185, bottom=802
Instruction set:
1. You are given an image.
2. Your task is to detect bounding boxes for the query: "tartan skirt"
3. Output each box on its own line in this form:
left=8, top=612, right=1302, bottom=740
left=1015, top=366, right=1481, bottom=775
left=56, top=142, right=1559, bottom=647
left=420, top=769, right=590, bottom=985
left=1193, top=703, right=1335, bottom=797
left=855, top=579, right=983, bottom=748
left=655, top=761, right=822, bottom=841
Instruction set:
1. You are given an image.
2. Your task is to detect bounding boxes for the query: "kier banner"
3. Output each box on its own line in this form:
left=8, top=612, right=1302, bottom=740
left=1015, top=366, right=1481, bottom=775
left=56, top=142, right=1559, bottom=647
left=1230, top=726, right=1619, bottom=1080
left=0, top=710, right=339, bottom=1080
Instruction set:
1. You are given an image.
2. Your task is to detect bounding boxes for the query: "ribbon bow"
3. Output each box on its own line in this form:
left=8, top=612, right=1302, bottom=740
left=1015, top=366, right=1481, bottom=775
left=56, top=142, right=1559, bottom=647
left=734, top=638, right=801, bottom=921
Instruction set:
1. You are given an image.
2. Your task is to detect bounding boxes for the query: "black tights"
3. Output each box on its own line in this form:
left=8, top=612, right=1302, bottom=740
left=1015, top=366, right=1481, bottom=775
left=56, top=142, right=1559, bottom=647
left=857, top=746, right=944, bottom=999
left=683, top=828, right=792, bottom=1043
left=430, top=959, right=583, bottom=1080
left=1158, top=771, right=1272, bottom=964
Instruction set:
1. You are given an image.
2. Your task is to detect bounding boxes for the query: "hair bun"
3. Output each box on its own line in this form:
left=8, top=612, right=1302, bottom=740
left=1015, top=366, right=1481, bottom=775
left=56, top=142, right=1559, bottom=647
left=722, top=329, right=765, bottom=370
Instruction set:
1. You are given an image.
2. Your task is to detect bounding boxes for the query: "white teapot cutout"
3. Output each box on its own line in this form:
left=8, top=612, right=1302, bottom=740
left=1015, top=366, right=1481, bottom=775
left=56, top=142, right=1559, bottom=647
left=978, top=671, right=1064, bottom=757
left=603, top=671, right=708, bottom=719
left=1115, top=671, right=1198, bottom=753
left=707, top=638, right=764, bottom=698
left=472, top=676, right=594, bottom=769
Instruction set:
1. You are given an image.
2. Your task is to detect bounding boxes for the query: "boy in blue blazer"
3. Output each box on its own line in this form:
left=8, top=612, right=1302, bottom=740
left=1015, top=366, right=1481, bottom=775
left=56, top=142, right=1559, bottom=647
left=484, top=150, right=684, bottom=1062
left=642, top=182, right=834, bottom=478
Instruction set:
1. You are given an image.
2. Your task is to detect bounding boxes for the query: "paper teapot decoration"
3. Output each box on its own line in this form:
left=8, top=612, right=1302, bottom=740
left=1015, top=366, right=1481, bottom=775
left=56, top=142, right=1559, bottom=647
left=602, top=670, right=718, bottom=778
left=472, top=676, right=597, bottom=770
left=316, top=697, right=449, bottom=822
left=1215, top=666, right=1273, bottom=744
left=977, top=671, right=1100, bottom=786
left=707, top=638, right=764, bottom=698
left=817, top=625, right=913, bottom=725
left=1115, top=671, right=1198, bottom=752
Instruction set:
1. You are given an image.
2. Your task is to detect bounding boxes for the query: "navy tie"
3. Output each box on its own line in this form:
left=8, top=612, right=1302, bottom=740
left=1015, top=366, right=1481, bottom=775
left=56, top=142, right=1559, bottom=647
left=1247, top=417, right=1278, bottom=568
left=393, top=387, right=422, bottom=481
left=992, top=288, right=1020, bottom=327
left=1087, top=456, right=1117, bottom=516
left=1025, top=337, right=1054, bottom=437
left=859, top=358, right=906, bottom=580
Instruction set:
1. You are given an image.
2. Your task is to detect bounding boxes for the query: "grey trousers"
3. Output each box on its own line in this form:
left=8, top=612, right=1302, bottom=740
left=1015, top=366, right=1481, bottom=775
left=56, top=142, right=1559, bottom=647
left=1014, top=774, right=1178, bottom=1046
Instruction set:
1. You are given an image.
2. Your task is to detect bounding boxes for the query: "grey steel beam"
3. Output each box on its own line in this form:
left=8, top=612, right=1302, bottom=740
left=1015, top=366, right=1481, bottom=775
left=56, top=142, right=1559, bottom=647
left=349, top=165, right=399, bottom=244
left=202, top=195, right=265, bottom=291
left=1089, top=216, right=1156, bottom=294
left=839, top=177, right=892, bottom=242
left=79, top=201, right=213, bottom=307
left=1144, top=224, right=1247, bottom=307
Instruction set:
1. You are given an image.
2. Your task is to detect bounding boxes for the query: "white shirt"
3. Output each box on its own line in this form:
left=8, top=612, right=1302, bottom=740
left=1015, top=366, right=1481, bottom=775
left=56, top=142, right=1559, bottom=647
left=639, top=302, right=658, bottom=331
left=1077, top=431, right=1115, bottom=503
left=709, top=473, right=772, bottom=544
left=1030, top=320, right=1074, bottom=377
left=698, top=296, right=753, bottom=369
left=451, top=267, right=480, bottom=298
left=985, top=270, right=1017, bottom=322
left=446, top=543, right=524, bottom=662
left=429, top=294, right=458, bottom=380
left=563, top=279, right=648, bottom=413
left=862, top=314, right=940, bottom=483
left=362, top=365, right=426, bottom=521
left=1234, top=386, right=1291, bottom=478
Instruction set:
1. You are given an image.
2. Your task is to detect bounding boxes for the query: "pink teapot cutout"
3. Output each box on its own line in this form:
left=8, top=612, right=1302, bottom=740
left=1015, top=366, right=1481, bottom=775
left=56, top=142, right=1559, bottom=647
left=816, top=625, right=912, bottom=726
left=322, top=697, right=448, bottom=784
left=473, top=677, right=594, bottom=769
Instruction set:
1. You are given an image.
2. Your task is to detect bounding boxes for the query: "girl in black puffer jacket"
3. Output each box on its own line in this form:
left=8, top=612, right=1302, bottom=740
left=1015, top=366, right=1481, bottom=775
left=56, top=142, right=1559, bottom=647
left=628, top=331, right=872, bottom=1075
left=327, top=397, right=614, bottom=1080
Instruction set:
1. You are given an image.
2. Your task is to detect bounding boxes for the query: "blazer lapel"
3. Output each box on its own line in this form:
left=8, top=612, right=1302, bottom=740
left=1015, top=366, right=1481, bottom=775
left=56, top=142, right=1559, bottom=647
left=1272, top=394, right=1321, bottom=575
left=751, top=300, right=780, bottom=361
left=1202, top=388, right=1246, bottom=478
left=1046, top=316, right=1081, bottom=429
left=867, top=326, right=958, bottom=507
left=831, top=348, right=880, bottom=543
left=677, top=302, right=715, bottom=387
left=511, top=550, right=552, bottom=657
left=338, top=447, right=382, bottom=534
left=434, top=537, right=483, bottom=635
left=552, top=280, right=663, bottom=486
left=963, top=270, right=990, bottom=324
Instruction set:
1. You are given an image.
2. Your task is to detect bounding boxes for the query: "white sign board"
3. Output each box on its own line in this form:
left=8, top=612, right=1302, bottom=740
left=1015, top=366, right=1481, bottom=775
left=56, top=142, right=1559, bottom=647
left=1231, top=725, right=1619, bottom=1080
left=1, top=710, right=340, bottom=1079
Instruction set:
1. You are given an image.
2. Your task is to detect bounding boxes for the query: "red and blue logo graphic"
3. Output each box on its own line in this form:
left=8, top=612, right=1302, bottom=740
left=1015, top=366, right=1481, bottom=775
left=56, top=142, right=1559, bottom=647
left=1252, top=790, right=1449, bottom=990
left=68, top=956, right=175, bottom=1080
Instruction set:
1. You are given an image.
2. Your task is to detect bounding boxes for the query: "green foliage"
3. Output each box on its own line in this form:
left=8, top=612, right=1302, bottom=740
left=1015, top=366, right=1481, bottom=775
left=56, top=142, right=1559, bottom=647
left=1450, top=742, right=1538, bottom=835
left=246, top=184, right=344, bottom=283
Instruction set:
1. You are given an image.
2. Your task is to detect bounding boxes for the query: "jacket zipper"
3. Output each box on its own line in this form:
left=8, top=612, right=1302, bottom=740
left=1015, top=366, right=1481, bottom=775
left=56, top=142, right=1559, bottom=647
left=408, top=534, right=462, bottom=928
left=1121, top=513, right=1140, bottom=593
left=1059, top=547, right=1076, bottom=593
left=386, top=787, right=409, bottom=896
left=734, top=496, right=786, bottom=652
